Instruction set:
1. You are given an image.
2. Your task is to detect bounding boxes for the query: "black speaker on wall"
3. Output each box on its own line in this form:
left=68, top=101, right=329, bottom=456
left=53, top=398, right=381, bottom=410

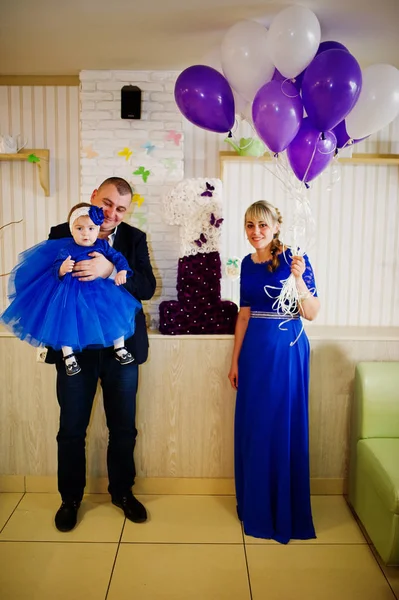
left=121, top=85, right=141, bottom=119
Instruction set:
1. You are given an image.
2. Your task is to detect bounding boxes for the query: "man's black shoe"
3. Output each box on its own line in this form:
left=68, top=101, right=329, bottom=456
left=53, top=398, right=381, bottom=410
left=112, top=492, right=147, bottom=523
left=54, top=500, right=80, bottom=532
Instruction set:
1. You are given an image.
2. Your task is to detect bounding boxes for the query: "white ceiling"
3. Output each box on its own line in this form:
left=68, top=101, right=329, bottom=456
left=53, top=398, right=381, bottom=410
left=1, top=0, right=398, bottom=76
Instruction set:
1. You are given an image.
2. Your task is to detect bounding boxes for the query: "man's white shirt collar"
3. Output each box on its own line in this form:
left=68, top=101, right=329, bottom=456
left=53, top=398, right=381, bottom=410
left=107, top=227, right=118, bottom=246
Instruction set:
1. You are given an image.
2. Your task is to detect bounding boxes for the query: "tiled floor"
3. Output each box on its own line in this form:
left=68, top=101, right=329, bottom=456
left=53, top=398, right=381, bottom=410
left=0, top=492, right=397, bottom=600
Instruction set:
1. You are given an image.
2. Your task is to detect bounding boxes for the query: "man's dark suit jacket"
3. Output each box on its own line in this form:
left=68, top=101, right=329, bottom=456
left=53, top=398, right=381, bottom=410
left=45, top=221, right=156, bottom=365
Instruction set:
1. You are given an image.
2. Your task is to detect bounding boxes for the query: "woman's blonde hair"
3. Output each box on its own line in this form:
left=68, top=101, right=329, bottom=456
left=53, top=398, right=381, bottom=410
left=244, top=200, right=283, bottom=272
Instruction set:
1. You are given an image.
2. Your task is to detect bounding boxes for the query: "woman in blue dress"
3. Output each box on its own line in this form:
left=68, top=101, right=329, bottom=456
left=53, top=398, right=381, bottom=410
left=1, top=203, right=141, bottom=376
left=228, top=200, right=320, bottom=544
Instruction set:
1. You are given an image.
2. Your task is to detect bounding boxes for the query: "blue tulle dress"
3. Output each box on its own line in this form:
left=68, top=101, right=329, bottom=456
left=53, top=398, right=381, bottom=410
left=0, top=238, right=141, bottom=351
left=235, top=251, right=317, bottom=544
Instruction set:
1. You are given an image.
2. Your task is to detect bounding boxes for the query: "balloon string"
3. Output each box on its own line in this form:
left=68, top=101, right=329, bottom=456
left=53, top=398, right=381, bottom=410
left=273, top=155, right=316, bottom=256
left=280, top=78, right=300, bottom=99
left=264, top=273, right=317, bottom=346
left=258, top=152, right=305, bottom=199
left=336, top=137, right=354, bottom=155
left=325, top=133, right=354, bottom=192
left=256, top=156, right=316, bottom=332
left=263, top=154, right=316, bottom=252
left=263, top=158, right=301, bottom=197
left=318, top=131, right=337, bottom=155
left=238, top=119, right=317, bottom=252
left=301, top=139, right=318, bottom=187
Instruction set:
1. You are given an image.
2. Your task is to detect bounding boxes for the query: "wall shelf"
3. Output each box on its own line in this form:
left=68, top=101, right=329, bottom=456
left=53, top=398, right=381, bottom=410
left=220, top=151, right=399, bottom=166
left=0, top=149, right=50, bottom=196
left=337, top=153, right=399, bottom=165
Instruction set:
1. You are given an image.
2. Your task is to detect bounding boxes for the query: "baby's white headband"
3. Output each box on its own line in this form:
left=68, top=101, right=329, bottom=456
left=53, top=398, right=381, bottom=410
left=69, top=205, right=104, bottom=231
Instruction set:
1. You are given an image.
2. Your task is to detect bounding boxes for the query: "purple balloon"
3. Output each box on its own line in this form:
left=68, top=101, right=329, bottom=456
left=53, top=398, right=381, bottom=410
left=316, top=41, right=349, bottom=55
left=332, top=119, right=368, bottom=148
left=332, top=119, right=350, bottom=148
left=287, top=118, right=337, bottom=183
left=302, top=49, right=362, bottom=132
left=252, top=80, right=303, bottom=154
left=288, top=43, right=347, bottom=94
left=174, top=65, right=235, bottom=133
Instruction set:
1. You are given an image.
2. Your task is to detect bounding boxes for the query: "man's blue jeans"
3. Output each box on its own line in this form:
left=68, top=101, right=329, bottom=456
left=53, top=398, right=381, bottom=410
left=55, top=348, right=138, bottom=502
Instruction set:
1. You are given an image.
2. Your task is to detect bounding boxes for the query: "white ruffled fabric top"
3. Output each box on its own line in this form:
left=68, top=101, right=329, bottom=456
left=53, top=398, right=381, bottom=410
left=163, top=178, right=224, bottom=257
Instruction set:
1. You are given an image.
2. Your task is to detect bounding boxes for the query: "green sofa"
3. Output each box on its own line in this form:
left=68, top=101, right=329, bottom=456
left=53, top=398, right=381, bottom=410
left=348, top=362, right=399, bottom=565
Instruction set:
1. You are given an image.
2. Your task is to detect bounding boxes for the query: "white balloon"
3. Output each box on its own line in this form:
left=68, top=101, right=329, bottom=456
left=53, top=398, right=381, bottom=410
left=242, top=101, right=254, bottom=127
left=267, top=6, right=321, bottom=79
left=232, top=90, right=248, bottom=117
left=346, top=64, right=399, bottom=139
left=201, top=50, right=248, bottom=119
left=221, top=20, right=274, bottom=102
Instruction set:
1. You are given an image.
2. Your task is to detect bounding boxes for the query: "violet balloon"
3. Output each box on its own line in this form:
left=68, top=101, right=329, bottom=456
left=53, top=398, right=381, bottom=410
left=174, top=65, right=235, bottom=133
left=302, top=49, right=362, bottom=132
left=332, top=119, right=350, bottom=148
left=332, top=119, right=369, bottom=149
left=287, top=118, right=337, bottom=183
left=252, top=80, right=303, bottom=154
left=316, top=40, right=349, bottom=55
left=282, top=43, right=347, bottom=93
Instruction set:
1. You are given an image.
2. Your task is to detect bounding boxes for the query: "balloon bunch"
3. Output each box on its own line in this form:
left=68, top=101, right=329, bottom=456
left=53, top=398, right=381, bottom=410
left=175, top=5, right=399, bottom=186
left=175, top=5, right=399, bottom=325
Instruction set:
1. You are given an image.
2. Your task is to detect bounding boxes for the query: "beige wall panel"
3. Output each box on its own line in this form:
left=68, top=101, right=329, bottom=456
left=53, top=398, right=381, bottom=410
left=1, top=334, right=398, bottom=482
left=0, top=85, right=80, bottom=311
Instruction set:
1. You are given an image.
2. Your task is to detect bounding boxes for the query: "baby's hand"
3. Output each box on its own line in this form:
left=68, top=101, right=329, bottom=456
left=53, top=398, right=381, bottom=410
left=114, top=270, right=127, bottom=286
left=59, top=255, right=75, bottom=277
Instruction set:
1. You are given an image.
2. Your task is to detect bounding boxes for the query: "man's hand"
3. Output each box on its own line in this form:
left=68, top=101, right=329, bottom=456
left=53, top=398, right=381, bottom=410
left=59, top=255, right=75, bottom=277
left=72, top=251, right=113, bottom=281
left=114, top=270, right=127, bottom=286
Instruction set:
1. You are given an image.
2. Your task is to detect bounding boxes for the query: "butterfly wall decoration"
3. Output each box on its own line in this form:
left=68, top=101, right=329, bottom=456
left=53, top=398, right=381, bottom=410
left=165, top=130, right=182, bottom=146
left=27, top=154, right=40, bottom=163
left=132, top=194, right=144, bottom=208
left=133, top=166, right=151, bottom=183
left=201, top=182, right=215, bottom=197
left=118, top=147, right=133, bottom=161
left=162, top=157, right=178, bottom=173
left=210, top=213, right=224, bottom=228
left=141, top=141, right=156, bottom=155
left=132, top=193, right=145, bottom=207
left=82, top=144, right=98, bottom=159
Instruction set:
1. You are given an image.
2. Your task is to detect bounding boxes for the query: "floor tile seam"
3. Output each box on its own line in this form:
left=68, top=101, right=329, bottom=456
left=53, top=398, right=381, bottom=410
left=366, top=545, right=398, bottom=600
left=104, top=517, right=126, bottom=600
left=243, top=542, right=369, bottom=546
left=0, top=539, right=121, bottom=544
left=0, top=540, right=371, bottom=546
left=0, top=492, right=26, bottom=534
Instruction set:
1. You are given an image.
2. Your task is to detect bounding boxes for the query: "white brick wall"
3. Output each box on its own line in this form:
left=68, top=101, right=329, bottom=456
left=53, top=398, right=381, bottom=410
left=80, top=70, right=184, bottom=328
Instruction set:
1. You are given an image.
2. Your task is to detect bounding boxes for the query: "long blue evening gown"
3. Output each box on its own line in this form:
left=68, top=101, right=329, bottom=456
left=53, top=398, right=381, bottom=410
left=235, top=250, right=317, bottom=544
